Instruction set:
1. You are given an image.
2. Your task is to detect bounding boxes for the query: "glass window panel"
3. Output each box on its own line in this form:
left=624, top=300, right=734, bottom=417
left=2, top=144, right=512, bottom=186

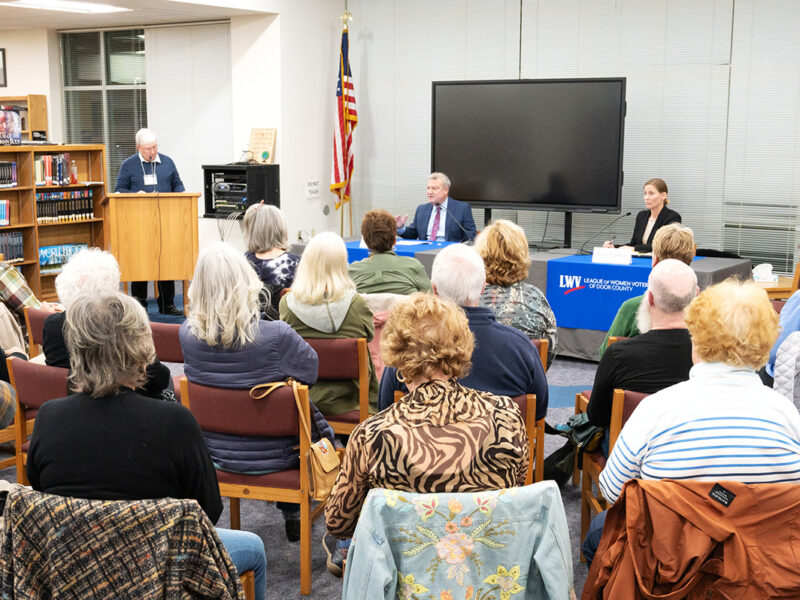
left=62, top=32, right=102, bottom=87
left=64, top=90, right=103, bottom=144
left=107, top=89, right=147, bottom=183
left=105, top=29, right=146, bottom=85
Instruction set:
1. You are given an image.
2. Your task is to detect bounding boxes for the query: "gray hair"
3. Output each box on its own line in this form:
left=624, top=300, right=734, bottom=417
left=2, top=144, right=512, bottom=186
left=55, top=247, right=120, bottom=308
left=65, top=290, right=155, bottom=398
left=135, top=128, right=157, bottom=146
left=648, top=258, right=698, bottom=314
left=186, top=242, right=263, bottom=348
left=243, top=203, right=289, bottom=253
left=431, top=243, right=486, bottom=305
left=428, top=172, right=451, bottom=189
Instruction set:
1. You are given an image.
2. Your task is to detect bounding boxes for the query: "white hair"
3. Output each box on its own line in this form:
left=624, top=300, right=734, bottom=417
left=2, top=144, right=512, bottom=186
left=431, top=243, right=486, bottom=305
left=291, top=232, right=355, bottom=305
left=55, top=247, right=121, bottom=308
left=637, top=259, right=698, bottom=332
left=186, top=242, right=263, bottom=348
left=428, top=172, right=451, bottom=189
left=135, top=128, right=157, bottom=146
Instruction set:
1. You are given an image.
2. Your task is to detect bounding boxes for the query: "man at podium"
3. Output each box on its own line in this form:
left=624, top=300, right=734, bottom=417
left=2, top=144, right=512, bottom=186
left=115, top=128, right=184, bottom=315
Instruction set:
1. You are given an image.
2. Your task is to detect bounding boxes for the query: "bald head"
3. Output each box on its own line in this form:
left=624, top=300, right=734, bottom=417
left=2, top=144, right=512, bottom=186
left=638, top=259, right=698, bottom=332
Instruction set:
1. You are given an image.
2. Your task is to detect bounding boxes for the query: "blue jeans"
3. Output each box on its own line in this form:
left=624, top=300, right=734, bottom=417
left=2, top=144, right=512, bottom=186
left=581, top=510, right=608, bottom=569
left=216, top=528, right=267, bottom=600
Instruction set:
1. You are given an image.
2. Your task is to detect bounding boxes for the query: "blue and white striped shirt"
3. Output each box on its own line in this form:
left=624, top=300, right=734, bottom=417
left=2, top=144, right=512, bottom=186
left=599, top=361, right=800, bottom=503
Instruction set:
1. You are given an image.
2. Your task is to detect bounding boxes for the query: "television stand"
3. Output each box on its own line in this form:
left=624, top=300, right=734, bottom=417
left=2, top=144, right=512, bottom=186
left=483, top=207, right=573, bottom=249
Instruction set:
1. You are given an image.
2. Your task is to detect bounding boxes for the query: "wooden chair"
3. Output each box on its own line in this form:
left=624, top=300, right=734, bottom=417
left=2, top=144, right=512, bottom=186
left=6, top=357, right=69, bottom=485
left=580, top=388, right=649, bottom=560
left=573, top=335, right=626, bottom=484
left=239, top=571, right=255, bottom=600
left=511, top=394, right=545, bottom=485
left=150, top=321, right=184, bottom=363
left=180, top=377, right=325, bottom=596
left=530, top=338, right=549, bottom=371
left=756, top=264, right=800, bottom=300
left=393, top=390, right=543, bottom=484
left=304, top=337, right=370, bottom=435
left=23, top=306, right=51, bottom=358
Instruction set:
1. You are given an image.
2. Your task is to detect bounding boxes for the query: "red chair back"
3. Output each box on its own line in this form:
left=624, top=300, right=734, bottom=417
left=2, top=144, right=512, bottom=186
left=621, top=390, right=649, bottom=425
left=181, top=379, right=299, bottom=437
left=7, top=358, right=69, bottom=415
left=150, top=322, right=184, bottom=363
left=304, top=338, right=360, bottom=379
left=24, top=307, right=52, bottom=357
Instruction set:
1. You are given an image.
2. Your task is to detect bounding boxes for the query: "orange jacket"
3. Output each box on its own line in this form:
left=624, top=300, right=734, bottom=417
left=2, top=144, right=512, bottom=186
left=582, top=479, right=800, bottom=599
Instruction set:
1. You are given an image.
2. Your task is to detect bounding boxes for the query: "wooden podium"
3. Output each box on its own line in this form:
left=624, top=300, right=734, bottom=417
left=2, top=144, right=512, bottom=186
left=105, top=192, right=200, bottom=305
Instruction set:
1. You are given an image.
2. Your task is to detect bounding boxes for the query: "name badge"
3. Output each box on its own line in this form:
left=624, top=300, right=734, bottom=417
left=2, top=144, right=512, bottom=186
left=143, top=174, right=157, bottom=186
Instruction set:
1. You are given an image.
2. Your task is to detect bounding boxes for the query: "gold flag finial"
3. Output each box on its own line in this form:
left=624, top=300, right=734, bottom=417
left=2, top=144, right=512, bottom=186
left=340, top=10, right=352, bottom=25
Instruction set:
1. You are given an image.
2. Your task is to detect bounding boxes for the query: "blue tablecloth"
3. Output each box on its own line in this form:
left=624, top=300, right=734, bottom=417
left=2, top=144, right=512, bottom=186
left=546, top=255, right=653, bottom=331
left=345, top=239, right=453, bottom=263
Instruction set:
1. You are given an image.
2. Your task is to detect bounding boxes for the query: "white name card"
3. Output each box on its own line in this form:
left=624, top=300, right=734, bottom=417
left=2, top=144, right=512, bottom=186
left=592, top=246, right=633, bottom=265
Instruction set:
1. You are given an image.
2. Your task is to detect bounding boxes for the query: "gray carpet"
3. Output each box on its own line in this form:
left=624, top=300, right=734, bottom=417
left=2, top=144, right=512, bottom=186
left=2, top=355, right=599, bottom=599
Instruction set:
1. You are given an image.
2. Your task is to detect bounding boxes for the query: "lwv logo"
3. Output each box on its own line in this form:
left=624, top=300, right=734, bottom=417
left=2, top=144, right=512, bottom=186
left=560, top=275, right=585, bottom=294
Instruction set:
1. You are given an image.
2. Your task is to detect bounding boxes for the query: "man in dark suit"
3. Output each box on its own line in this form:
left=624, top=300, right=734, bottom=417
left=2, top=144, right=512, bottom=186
left=395, top=172, right=476, bottom=242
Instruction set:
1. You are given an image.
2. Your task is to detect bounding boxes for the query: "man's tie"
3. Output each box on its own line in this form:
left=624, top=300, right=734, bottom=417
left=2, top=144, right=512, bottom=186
left=429, top=205, right=442, bottom=241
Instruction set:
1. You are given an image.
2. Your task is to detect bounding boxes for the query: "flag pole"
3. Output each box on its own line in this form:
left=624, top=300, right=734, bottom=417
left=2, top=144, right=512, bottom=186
left=341, top=7, right=352, bottom=238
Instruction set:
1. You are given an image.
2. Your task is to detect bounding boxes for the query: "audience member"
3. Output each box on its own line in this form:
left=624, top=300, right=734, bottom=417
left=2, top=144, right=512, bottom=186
left=474, top=219, right=557, bottom=367
left=587, top=260, right=696, bottom=434
left=599, top=223, right=695, bottom=357
left=243, top=202, right=300, bottom=319
left=583, top=279, right=800, bottom=565
left=764, top=288, right=800, bottom=386
left=280, top=232, right=378, bottom=415
left=42, top=247, right=172, bottom=400
left=324, top=292, right=529, bottom=574
left=180, top=242, right=328, bottom=542
left=0, top=261, right=56, bottom=353
left=348, top=209, right=431, bottom=295
left=26, top=290, right=267, bottom=600
left=379, top=244, right=548, bottom=419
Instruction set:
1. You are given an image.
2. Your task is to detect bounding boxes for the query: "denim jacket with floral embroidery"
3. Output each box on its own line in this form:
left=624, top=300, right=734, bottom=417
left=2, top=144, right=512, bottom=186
left=341, top=482, right=576, bottom=600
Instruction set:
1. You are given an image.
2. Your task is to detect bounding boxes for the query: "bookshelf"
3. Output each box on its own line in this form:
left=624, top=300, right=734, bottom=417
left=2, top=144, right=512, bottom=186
left=0, top=144, right=106, bottom=301
left=0, top=95, right=48, bottom=141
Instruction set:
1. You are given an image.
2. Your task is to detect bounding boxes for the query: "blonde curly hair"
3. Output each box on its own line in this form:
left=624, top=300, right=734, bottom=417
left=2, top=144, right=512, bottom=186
left=474, top=220, right=530, bottom=286
left=686, top=279, right=778, bottom=369
left=380, top=293, right=474, bottom=382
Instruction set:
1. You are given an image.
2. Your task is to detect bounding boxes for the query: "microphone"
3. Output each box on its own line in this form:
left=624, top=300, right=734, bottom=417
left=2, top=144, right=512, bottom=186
left=578, top=212, right=632, bottom=255
left=439, top=204, right=475, bottom=243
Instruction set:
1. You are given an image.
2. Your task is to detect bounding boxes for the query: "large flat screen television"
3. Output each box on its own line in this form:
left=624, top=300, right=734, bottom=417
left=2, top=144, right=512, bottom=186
left=431, top=78, right=626, bottom=213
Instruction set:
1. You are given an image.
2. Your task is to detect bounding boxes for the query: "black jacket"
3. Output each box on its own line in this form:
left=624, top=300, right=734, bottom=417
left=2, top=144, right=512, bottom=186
left=628, top=206, right=681, bottom=252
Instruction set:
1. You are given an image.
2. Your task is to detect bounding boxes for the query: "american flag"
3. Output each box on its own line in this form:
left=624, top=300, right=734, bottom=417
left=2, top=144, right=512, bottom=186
left=331, top=27, right=357, bottom=209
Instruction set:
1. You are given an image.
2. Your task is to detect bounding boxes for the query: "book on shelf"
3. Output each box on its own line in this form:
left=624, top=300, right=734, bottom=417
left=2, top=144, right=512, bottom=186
left=35, top=189, right=94, bottom=223
left=39, top=243, right=87, bottom=274
left=0, top=200, right=9, bottom=226
left=34, top=153, right=71, bottom=186
left=0, top=161, right=17, bottom=188
left=0, top=231, right=24, bottom=262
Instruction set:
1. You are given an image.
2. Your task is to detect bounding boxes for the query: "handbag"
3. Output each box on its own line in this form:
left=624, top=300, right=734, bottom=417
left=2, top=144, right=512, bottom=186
left=250, top=379, right=342, bottom=502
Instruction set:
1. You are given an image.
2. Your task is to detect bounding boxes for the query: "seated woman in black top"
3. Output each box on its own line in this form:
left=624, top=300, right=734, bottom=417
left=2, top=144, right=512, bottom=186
left=27, top=290, right=267, bottom=600
left=604, top=178, right=681, bottom=253
left=42, top=247, right=171, bottom=399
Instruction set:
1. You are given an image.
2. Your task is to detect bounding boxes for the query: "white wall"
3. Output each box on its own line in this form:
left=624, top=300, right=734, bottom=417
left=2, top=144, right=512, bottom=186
left=0, top=29, right=64, bottom=142
left=345, top=0, right=800, bottom=271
